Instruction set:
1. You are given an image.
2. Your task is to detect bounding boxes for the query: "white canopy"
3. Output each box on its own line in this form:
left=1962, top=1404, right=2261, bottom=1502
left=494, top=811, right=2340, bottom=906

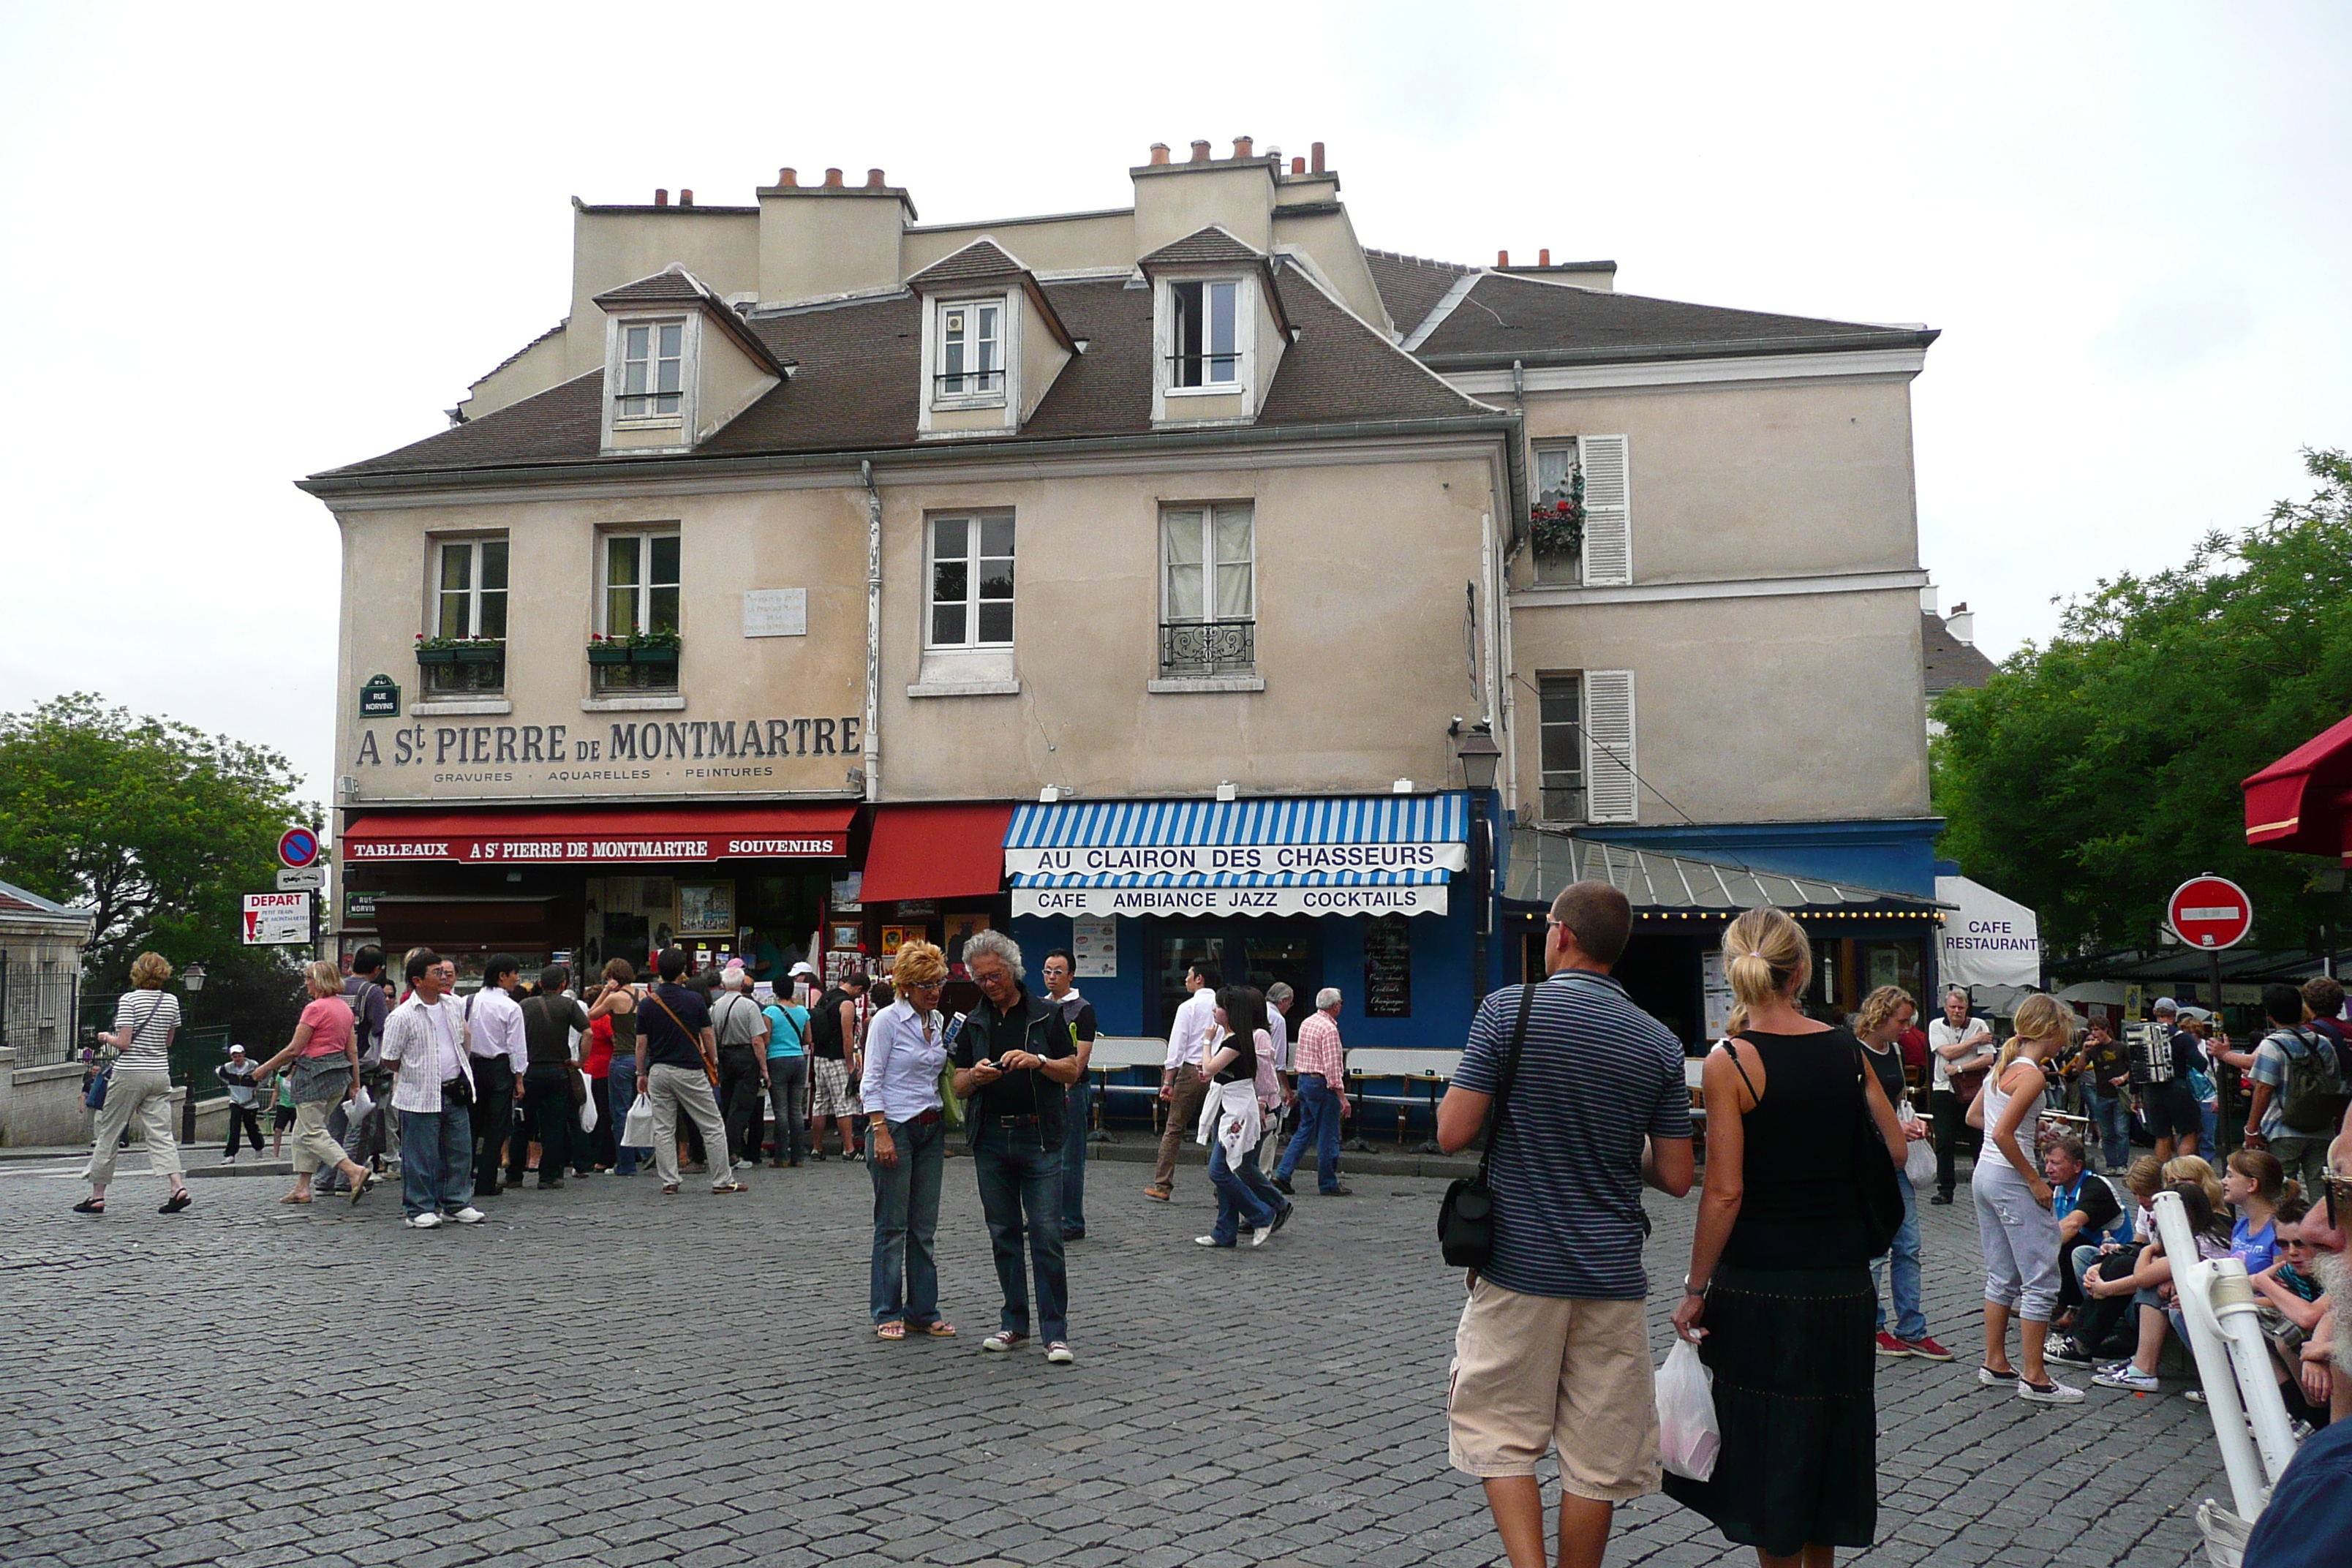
left=1937, top=875, right=2042, bottom=990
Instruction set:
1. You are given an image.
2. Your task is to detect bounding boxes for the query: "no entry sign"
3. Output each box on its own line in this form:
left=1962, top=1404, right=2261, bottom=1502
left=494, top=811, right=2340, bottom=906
left=2168, top=874, right=2253, bottom=951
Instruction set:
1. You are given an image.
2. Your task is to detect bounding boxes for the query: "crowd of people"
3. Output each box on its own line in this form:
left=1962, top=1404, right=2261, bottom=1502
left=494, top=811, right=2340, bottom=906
left=1438, top=882, right=2352, bottom=1568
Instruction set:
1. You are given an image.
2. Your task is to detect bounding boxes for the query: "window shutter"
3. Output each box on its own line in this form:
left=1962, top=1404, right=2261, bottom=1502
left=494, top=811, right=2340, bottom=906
left=1579, top=434, right=1632, bottom=587
left=1583, top=669, right=1637, bottom=823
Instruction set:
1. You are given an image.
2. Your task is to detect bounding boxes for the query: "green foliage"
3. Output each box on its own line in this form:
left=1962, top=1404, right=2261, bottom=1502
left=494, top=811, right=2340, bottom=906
left=0, top=694, right=317, bottom=1044
left=1933, top=449, right=2352, bottom=957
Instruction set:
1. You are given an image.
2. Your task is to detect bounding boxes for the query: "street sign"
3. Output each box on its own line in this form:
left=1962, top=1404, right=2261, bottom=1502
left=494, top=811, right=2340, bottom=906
left=278, top=827, right=322, bottom=869
left=2167, top=874, right=2253, bottom=951
left=344, top=890, right=379, bottom=924
left=276, top=867, right=325, bottom=892
left=242, top=891, right=312, bottom=945
left=358, top=674, right=401, bottom=717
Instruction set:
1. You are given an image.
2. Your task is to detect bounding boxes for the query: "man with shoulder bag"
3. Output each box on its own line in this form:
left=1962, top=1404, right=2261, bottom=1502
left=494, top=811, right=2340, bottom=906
left=709, top=965, right=772, bottom=1172
left=2247, top=981, right=2348, bottom=1198
left=1928, top=987, right=1994, bottom=1205
left=1434, top=883, right=1695, bottom=1568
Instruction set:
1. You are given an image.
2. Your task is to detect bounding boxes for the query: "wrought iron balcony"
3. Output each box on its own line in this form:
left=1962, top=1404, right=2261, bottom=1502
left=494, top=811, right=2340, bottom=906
left=1159, top=618, right=1255, bottom=676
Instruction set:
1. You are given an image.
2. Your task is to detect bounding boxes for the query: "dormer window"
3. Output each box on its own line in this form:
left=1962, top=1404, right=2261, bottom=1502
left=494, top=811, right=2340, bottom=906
left=618, top=320, right=685, bottom=419
left=940, top=302, right=1002, bottom=399
left=1168, top=280, right=1240, bottom=388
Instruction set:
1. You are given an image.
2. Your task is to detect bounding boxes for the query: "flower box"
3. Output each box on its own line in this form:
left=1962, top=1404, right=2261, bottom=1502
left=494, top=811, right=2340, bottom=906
left=453, top=645, right=502, bottom=665
left=628, top=644, right=679, bottom=667
left=586, top=644, right=632, bottom=666
left=415, top=647, right=459, bottom=666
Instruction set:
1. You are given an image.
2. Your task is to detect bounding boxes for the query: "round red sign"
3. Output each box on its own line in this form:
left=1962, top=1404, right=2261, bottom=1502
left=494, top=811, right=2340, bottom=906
left=277, top=827, right=321, bottom=869
left=2167, top=874, right=2253, bottom=951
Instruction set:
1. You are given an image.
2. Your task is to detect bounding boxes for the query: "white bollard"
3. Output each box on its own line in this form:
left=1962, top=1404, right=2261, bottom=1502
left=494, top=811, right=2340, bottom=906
left=2150, top=1189, right=2294, bottom=1523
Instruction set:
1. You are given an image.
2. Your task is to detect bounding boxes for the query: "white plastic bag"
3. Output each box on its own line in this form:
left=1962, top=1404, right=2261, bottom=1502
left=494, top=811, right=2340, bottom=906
left=1655, top=1339, right=1720, bottom=1482
left=621, top=1095, right=655, bottom=1150
left=578, top=1082, right=599, bottom=1134
left=347, top=1084, right=375, bottom=1128
left=1899, top=1101, right=1936, bottom=1188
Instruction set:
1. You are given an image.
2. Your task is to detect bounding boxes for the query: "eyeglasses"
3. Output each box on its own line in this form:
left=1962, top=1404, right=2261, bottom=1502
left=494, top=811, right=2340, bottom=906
left=2325, top=1174, right=2352, bottom=1228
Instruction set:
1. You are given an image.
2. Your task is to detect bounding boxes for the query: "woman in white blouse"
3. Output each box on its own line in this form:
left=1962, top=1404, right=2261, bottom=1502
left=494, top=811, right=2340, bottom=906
left=860, top=941, right=957, bottom=1341
left=76, top=951, right=191, bottom=1215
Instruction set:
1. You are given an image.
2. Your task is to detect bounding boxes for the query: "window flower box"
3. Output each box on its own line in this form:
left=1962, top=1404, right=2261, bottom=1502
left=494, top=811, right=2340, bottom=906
left=589, top=633, right=680, bottom=693
left=586, top=644, right=633, bottom=667
left=627, top=644, right=678, bottom=668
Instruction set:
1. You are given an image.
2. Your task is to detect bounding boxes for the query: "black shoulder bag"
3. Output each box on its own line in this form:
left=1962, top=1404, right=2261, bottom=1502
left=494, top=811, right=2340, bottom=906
left=1437, top=982, right=1537, bottom=1270
left=1850, top=1037, right=1905, bottom=1258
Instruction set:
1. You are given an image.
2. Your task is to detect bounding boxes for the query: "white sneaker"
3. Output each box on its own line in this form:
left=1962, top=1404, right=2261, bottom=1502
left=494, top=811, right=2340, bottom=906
left=405, top=1213, right=442, bottom=1229
left=1044, top=1342, right=1075, bottom=1365
left=2093, top=1364, right=2159, bottom=1392
left=449, top=1207, right=486, bottom=1225
left=2019, top=1377, right=2085, bottom=1404
left=222, top=1152, right=238, bottom=1164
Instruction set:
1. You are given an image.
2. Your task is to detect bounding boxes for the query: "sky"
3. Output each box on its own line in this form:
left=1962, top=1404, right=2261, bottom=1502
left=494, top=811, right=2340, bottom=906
left=1, top=1, right=2346, bottom=808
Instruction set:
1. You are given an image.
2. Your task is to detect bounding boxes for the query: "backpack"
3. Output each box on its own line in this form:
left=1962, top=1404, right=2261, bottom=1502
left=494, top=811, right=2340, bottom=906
left=2272, top=1026, right=2347, bottom=1135
left=806, top=989, right=847, bottom=1057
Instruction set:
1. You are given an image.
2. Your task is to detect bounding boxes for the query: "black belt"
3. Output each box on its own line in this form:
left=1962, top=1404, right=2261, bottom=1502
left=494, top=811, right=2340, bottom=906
left=990, top=1114, right=1041, bottom=1127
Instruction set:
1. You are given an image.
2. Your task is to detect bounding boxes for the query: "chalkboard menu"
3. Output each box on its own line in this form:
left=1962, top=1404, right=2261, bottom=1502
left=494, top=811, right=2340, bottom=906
left=1363, top=917, right=1411, bottom=1018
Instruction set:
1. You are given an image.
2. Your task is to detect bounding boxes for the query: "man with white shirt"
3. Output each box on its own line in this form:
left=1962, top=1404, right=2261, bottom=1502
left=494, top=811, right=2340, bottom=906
left=464, top=955, right=529, bottom=1198
left=1929, top=985, right=1994, bottom=1206
left=1147, top=962, right=1219, bottom=1202
left=380, top=949, right=484, bottom=1229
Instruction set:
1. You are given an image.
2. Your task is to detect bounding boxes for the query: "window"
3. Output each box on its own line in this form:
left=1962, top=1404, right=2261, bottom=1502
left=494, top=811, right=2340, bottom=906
left=1533, top=442, right=1581, bottom=584
left=1538, top=674, right=1586, bottom=820
left=434, top=538, right=508, bottom=639
left=927, top=513, right=1014, bottom=647
left=1168, top=280, right=1240, bottom=388
left=936, top=301, right=1003, bottom=401
left=618, top=320, right=684, bottom=419
left=1160, top=502, right=1254, bottom=674
left=596, top=529, right=680, bottom=693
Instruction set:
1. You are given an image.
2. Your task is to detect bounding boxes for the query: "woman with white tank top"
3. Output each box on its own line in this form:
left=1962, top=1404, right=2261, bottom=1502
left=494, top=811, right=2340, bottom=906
left=1970, top=994, right=2084, bottom=1403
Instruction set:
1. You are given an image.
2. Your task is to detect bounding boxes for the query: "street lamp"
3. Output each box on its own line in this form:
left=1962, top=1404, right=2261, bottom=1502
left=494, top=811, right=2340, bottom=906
left=1455, top=724, right=1503, bottom=1002
left=176, top=962, right=207, bottom=1143
left=181, top=962, right=206, bottom=993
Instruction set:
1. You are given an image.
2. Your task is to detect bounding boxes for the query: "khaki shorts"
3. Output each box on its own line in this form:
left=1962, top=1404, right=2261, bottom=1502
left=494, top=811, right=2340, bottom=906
left=1447, top=1277, right=1660, bottom=1499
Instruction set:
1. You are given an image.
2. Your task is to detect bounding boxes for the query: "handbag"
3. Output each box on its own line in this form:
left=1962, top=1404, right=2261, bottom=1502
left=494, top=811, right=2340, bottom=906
left=1850, top=1040, right=1905, bottom=1257
left=937, top=1012, right=968, bottom=1132
left=1437, top=982, right=1537, bottom=1270
left=84, top=1068, right=110, bottom=1110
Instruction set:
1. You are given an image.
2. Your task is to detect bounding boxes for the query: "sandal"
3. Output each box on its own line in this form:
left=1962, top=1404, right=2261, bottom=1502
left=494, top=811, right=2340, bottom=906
left=281, top=1194, right=313, bottom=1205
left=348, top=1172, right=372, bottom=1205
left=921, top=1321, right=959, bottom=1338
left=161, top=1191, right=192, bottom=1214
left=711, top=1181, right=747, bottom=1194
left=875, top=1320, right=907, bottom=1341
left=661, top=1183, right=681, bottom=1195
left=72, top=1198, right=104, bottom=1215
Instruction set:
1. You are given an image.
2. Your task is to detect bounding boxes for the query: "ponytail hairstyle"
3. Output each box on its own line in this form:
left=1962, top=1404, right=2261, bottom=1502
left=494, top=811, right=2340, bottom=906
left=1998, top=993, right=2078, bottom=1074
left=2227, top=1147, right=2293, bottom=1205
left=1720, top=908, right=1808, bottom=1036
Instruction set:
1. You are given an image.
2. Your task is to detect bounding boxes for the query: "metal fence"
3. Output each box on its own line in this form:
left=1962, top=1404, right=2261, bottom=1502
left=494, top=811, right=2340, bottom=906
left=0, top=952, right=84, bottom=1068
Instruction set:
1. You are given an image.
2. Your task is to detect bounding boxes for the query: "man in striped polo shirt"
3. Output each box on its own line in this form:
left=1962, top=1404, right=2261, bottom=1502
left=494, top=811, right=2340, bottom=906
left=1438, top=881, right=1695, bottom=1568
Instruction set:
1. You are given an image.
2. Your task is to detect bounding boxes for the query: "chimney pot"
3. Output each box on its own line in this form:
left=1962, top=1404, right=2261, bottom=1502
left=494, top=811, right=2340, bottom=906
left=1310, top=141, right=1325, bottom=173
left=867, top=167, right=886, bottom=189
left=1497, top=249, right=1509, bottom=267
left=823, top=167, right=843, bottom=187
left=653, top=189, right=668, bottom=206
left=1539, top=248, right=1550, bottom=265
left=776, top=166, right=796, bottom=187
left=680, top=189, right=694, bottom=207
left=1149, top=142, right=1170, bottom=165
left=1190, top=139, right=1211, bottom=162
left=1232, top=135, right=1253, bottom=159
left=1291, top=156, right=1306, bottom=174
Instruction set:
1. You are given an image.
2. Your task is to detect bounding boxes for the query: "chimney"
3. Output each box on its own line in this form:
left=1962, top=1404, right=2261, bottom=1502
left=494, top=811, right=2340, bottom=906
left=1232, top=135, right=1253, bottom=159
left=1945, top=603, right=1976, bottom=645
left=679, top=189, right=694, bottom=207
left=823, top=167, right=843, bottom=187
left=1190, top=140, right=1211, bottom=162
left=1497, top=249, right=1509, bottom=267
left=654, top=189, right=669, bottom=207
left=867, top=168, right=886, bottom=189
left=1539, top=248, right=1550, bottom=266
left=775, top=167, right=797, bottom=187
left=1149, top=142, right=1170, bottom=165
left=1310, top=141, right=1325, bottom=173
left=1291, top=156, right=1306, bottom=174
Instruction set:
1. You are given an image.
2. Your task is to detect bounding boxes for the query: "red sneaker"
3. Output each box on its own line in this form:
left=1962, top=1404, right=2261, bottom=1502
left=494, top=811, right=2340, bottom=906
left=1901, top=1335, right=1955, bottom=1362
left=1875, top=1331, right=1912, bottom=1357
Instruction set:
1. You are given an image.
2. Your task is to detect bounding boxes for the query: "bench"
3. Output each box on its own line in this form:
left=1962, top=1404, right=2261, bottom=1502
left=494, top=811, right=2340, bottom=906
left=1344, top=1047, right=1462, bottom=1149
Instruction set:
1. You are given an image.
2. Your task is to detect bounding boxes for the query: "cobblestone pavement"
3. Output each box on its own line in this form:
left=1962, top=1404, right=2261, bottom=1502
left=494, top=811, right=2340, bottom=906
left=0, top=1145, right=2231, bottom=1567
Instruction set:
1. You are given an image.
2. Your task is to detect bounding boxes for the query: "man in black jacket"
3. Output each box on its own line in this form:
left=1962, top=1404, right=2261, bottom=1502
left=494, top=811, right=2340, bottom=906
left=951, top=930, right=1082, bottom=1365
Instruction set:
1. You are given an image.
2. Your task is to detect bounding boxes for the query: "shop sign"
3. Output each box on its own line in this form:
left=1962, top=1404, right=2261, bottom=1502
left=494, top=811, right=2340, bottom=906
left=1011, top=883, right=1447, bottom=919
left=344, top=833, right=843, bottom=864
left=348, top=713, right=863, bottom=797
left=1004, top=842, right=1466, bottom=877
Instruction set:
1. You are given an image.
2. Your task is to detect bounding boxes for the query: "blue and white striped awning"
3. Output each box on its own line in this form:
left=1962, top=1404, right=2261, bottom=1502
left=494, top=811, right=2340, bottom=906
left=1005, top=794, right=1468, bottom=919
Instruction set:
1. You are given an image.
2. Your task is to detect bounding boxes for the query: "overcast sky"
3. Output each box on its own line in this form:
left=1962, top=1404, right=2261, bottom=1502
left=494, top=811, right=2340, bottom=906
left=3, top=1, right=2345, bottom=806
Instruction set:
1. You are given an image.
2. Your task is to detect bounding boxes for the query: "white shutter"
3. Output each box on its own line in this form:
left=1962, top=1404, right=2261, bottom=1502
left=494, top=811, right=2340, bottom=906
left=1578, top=434, right=1632, bottom=587
left=1583, top=668, right=1637, bottom=823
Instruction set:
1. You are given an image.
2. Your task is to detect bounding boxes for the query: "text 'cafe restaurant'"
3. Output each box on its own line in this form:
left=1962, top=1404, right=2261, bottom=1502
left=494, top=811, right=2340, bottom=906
left=339, top=792, right=1488, bottom=1046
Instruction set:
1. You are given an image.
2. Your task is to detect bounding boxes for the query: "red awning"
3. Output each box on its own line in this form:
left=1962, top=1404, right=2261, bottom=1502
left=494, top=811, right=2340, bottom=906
left=339, top=804, right=854, bottom=864
left=858, top=802, right=1014, bottom=902
left=2244, top=712, right=2352, bottom=861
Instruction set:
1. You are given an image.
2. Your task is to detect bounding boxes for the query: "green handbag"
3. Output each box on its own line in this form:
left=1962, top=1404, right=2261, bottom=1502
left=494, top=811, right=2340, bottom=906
left=938, top=1012, right=968, bottom=1131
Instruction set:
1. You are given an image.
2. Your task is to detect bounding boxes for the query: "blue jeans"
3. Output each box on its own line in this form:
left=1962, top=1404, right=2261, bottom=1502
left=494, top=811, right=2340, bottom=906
left=868, top=1115, right=946, bottom=1327
left=1871, top=1171, right=1926, bottom=1340
left=608, top=1066, right=645, bottom=1176
left=397, top=1107, right=474, bottom=1219
left=1062, top=1079, right=1090, bottom=1236
left=1209, top=1138, right=1278, bottom=1245
left=972, top=1123, right=1067, bottom=1344
left=1275, top=1074, right=1344, bottom=1191
left=2089, top=1092, right=2130, bottom=1173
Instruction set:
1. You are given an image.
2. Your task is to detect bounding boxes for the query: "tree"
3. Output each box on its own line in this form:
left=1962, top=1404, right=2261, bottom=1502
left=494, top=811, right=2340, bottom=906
left=1934, top=448, right=2352, bottom=958
left=0, top=694, right=318, bottom=1044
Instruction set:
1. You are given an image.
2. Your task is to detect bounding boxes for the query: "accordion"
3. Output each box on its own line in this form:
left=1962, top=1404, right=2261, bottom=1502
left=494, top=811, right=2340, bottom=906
left=2125, top=1021, right=2174, bottom=1086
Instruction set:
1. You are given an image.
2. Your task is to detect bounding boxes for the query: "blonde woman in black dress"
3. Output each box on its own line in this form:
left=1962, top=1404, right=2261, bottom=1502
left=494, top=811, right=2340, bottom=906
left=1667, top=908, right=1907, bottom=1567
